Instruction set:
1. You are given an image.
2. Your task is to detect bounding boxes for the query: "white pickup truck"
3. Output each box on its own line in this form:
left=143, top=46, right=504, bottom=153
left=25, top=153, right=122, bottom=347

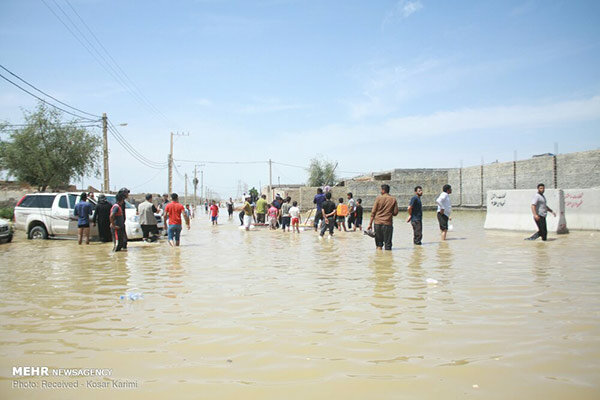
left=13, top=192, right=160, bottom=240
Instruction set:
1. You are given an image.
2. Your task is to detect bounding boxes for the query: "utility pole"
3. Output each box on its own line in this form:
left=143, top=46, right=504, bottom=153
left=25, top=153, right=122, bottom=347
left=201, top=170, right=204, bottom=205
left=268, top=159, right=272, bottom=202
left=168, top=131, right=189, bottom=194
left=193, top=166, right=198, bottom=207
left=168, top=132, right=173, bottom=194
left=184, top=173, right=188, bottom=204
left=102, top=113, right=109, bottom=192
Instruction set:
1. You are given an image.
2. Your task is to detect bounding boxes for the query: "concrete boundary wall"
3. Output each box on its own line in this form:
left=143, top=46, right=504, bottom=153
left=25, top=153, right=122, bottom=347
left=484, top=189, right=568, bottom=233
left=563, top=188, right=600, bottom=230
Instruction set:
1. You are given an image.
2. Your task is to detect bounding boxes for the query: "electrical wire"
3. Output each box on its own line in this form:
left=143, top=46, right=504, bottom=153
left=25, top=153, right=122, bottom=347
left=41, top=0, right=179, bottom=128
left=0, top=72, right=98, bottom=121
left=174, top=159, right=268, bottom=165
left=107, top=120, right=167, bottom=167
left=63, top=0, right=176, bottom=127
left=107, top=126, right=167, bottom=170
left=0, top=64, right=100, bottom=118
left=130, top=168, right=165, bottom=190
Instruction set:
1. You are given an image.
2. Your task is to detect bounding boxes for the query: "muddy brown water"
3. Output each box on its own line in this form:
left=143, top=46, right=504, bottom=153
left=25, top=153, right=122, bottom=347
left=1, top=211, right=599, bottom=399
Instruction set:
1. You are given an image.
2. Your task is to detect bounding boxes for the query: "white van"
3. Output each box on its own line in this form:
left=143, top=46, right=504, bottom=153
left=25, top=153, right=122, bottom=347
left=14, top=192, right=145, bottom=240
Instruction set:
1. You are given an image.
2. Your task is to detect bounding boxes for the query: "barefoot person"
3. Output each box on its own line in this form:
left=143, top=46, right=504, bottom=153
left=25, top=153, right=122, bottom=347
left=367, top=184, right=399, bottom=250
left=436, top=184, right=452, bottom=241
left=110, top=192, right=127, bottom=252
left=164, top=193, right=190, bottom=246
left=74, top=192, right=92, bottom=245
left=526, top=183, right=556, bottom=241
left=289, top=201, right=301, bottom=233
left=319, top=192, right=337, bottom=238
left=406, top=186, right=423, bottom=245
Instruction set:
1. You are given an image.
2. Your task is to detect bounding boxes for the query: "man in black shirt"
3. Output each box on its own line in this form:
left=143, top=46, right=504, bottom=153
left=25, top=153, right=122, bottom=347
left=319, top=192, right=337, bottom=237
left=406, top=186, right=423, bottom=245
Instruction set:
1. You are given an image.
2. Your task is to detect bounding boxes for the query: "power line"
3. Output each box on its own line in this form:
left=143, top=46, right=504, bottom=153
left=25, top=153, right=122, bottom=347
left=40, top=0, right=179, bottom=128
left=0, top=64, right=100, bottom=118
left=0, top=71, right=98, bottom=121
left=63, top=0, right=176, bottom=127
left=106, top=126, right=167, bottom=170
left=174, top=159, right=268, bottom=165
left=107, top=120, right=167, bottom=167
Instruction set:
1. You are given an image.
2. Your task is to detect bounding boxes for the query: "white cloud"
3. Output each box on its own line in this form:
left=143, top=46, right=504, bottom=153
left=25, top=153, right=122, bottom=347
left=289, top=96, right=600, bottom=143
left=382, top=0, right=424, bottom=29
left=238, top=97, right=307, bottom=114
left=196, top=98, right=212, bottom=106
left=383, top=96, right=600, bottom=136
left=401, top=0, right=424, bottom=18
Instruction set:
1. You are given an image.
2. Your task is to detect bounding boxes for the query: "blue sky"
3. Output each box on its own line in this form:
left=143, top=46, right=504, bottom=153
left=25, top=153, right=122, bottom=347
left=1, top=0, right=599, bottom=197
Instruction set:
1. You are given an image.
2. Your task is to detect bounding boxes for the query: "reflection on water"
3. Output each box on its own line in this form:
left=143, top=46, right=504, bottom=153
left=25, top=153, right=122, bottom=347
left=1, top=211, right=599, bottom=399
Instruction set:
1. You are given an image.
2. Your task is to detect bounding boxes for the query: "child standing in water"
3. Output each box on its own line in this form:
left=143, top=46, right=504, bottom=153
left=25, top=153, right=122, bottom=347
left=268, top=203, right=278, bottom=230
left=289, top=201, right=301, bottom=233
left=209, top=200, right=219, bottom=225
left=354, top=198, right=364, bottom=231
left=336, top=197, right=348, bottom=232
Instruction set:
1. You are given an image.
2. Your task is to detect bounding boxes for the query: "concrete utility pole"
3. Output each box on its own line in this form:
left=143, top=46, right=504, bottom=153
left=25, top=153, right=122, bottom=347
left=268, top=159, right=272, bottom=202
left=184, top=173, right=188, bottom=204
left=193, top=166, right=198, bottom=206
left=201, top=170, right=204, bottom=204
left=168, top=131, right=189, bottom=194
left=168, top=132, right=173, bottom=194
left=102, top=113, right=109, bottom=192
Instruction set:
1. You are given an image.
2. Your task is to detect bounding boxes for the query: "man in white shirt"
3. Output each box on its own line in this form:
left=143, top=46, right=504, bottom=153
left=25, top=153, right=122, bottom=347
left=436, top=184, right=452, bottom=240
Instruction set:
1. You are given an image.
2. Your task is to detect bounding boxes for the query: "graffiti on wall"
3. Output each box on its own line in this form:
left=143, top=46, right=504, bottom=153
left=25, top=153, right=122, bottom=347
left=565, top=192, right=584, bottom=208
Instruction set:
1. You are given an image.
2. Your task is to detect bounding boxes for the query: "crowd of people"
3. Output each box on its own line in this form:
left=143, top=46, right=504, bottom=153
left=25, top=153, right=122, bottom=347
left=71, top=181, right=552, bottom=252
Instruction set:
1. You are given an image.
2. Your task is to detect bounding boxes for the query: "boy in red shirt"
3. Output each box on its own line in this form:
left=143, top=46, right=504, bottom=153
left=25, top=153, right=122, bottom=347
left=209, top=200, right=219, bottom=225
left=164, top=193, right=190, bottom=247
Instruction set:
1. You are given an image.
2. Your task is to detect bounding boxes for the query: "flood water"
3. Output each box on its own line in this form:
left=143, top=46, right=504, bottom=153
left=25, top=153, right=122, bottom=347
left=1, top=210, right=599, bottom=399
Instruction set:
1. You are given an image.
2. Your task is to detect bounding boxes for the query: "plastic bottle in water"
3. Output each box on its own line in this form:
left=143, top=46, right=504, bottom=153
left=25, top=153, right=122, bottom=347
left=120, top=292, right=143, bottom=301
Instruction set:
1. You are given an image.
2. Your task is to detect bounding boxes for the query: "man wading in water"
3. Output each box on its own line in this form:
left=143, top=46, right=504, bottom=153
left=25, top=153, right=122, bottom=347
left=526, top=183, right=556, bottom=241
left=367, top=184, right=399, bottom=250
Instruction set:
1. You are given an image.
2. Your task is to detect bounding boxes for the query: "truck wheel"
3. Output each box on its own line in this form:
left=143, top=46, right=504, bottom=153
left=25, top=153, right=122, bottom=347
left=28, top=225, right=48, bottom=240
left=6, top=234, right=12, bottom=243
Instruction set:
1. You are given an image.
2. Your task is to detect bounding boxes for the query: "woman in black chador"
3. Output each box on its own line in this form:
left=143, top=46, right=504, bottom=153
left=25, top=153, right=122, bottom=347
left=92, top=194, right=112, bottom=242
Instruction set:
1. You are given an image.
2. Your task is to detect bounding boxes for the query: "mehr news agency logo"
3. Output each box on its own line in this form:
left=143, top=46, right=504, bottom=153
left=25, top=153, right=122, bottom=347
left=11, top=366, right=138, bottom=390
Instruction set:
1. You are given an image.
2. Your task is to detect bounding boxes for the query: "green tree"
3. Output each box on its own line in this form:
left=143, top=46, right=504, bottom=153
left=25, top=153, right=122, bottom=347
left=249, top=187, right=259, bottom=202
left=307, top=157, right=337, bottom=187
left=0, top=103, right=102, bottom=192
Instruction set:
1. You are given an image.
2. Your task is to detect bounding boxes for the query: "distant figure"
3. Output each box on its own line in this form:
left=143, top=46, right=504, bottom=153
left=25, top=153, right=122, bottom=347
left=367, top=184, right=399, bottom=250
left=139, top=194, right=159, bottom=242
left=243, top=196, right=254, bottom=231
left=74, top=192, right=92, bottom=245
left=185, top=204, right=193, bottom=219
left=526, top=183, right=556, bottom=241
left=407, top=186, right=423, bottom=245
left=88, top=192, right=95, bottom=201
left=164, top=193, right=190, bottom=247
left=319, top=192, right=337, bottom=237
left=354, top=199, right=363, bottom=231
left=118, top=188, right=131, bottom=249
left=280, top=196, right=292, bottom=232
left=346, top=192, right=356, bottom=230
left=436, top=184, right=452, bottom=241
left=272, top=194, right=282, bottom=228
left=92, top=194, right=112, bottom=242
left=268, top=203, right=278, bottom=230
left=204, top=200, right=209, bottom=214
left=210, top=200, right=219, bottom=225
left=110, top=192, right=127, bottom=252
left=336, top=197, right=348, bottom=232
left=256, top=194, right=267, bottom=224
left=227, top=197, right=234, bottom=219
left=289, top=201, right=301, bottom=233
left=313, top=188, right=326, bottom=231
left=160, top=193, right=170, bottom=236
